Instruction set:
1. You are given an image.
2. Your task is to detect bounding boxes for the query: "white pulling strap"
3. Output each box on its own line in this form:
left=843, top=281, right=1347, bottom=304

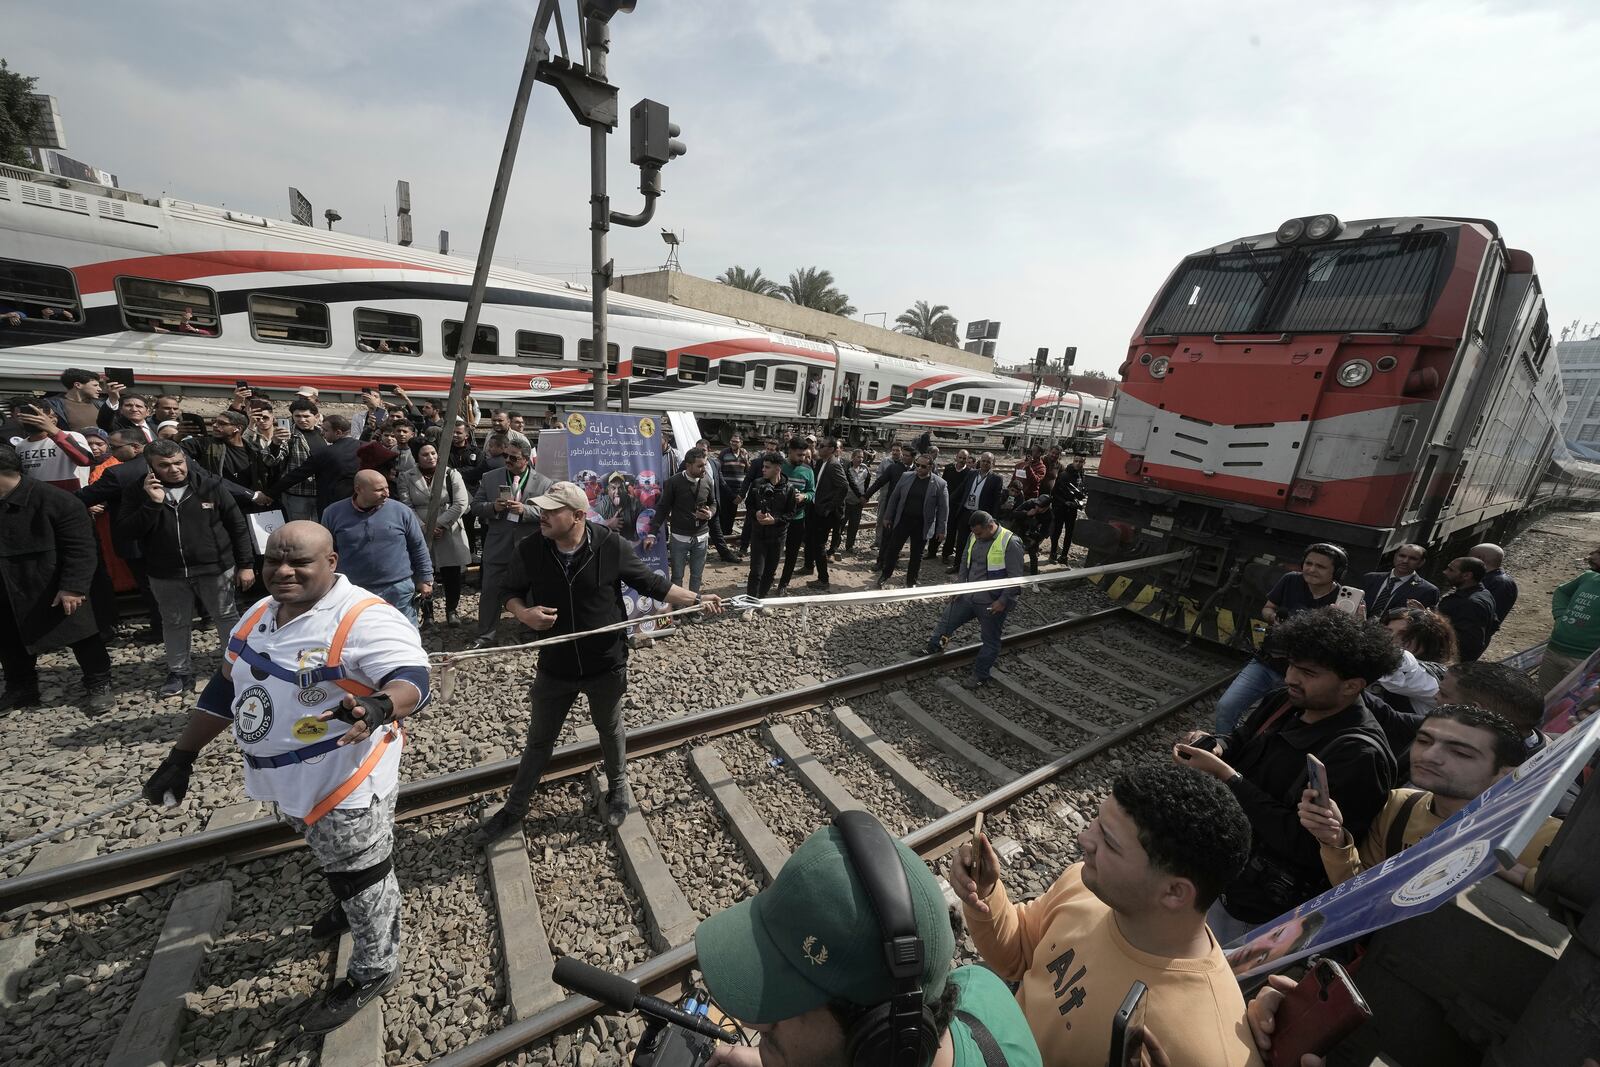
left=430, top=550, right=1192, bottom=668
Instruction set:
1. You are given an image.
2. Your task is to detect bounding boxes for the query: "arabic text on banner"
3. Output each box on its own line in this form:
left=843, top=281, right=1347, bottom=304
left=563, top=412, right=670, bottom=632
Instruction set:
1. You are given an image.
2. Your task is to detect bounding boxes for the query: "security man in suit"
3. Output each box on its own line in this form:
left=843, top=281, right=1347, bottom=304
left=1359, top=544, right=1440, bottom=616
left=469, top=434, right=552, bottom=649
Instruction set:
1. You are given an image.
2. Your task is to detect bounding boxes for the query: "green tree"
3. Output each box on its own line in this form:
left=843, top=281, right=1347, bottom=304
left=777, top=266, right=855, bottom=317
left=715, top=265, right=780, bottom=296
left=1076, top=368, right=1110, bottom=381
left=894, top=300, right=959, bottom=346
left=0, top=60, right=45, bottom=168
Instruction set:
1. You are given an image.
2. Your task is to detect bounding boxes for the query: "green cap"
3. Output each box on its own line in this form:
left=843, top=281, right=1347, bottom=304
left=695, top=823, right=955, bottom=1024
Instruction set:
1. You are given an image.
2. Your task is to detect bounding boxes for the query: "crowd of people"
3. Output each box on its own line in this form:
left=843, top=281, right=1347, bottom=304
left=2, top=368, right=1594, bottom=1060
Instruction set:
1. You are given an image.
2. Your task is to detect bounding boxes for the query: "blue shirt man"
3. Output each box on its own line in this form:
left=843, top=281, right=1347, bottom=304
left=928, top=510, right=1024, bottom=689
left=321, top=470, right=433, bottom=623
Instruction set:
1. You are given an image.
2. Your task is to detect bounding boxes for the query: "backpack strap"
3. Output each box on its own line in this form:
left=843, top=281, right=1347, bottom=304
left=1385, top=791, right=1427, bottom=860
left=955, top=1010, right=1010, bottom=1067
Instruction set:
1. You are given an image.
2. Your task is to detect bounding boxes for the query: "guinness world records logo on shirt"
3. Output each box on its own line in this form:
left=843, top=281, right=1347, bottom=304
left=235, top=684, right=276, bottom=745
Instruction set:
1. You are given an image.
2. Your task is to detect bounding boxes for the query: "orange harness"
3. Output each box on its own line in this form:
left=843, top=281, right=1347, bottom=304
left=228, top=596, right=404, bottom=825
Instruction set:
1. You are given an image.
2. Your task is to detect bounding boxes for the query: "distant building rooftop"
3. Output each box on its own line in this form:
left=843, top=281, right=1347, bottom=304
left=614, top=270, right=994, bottom=372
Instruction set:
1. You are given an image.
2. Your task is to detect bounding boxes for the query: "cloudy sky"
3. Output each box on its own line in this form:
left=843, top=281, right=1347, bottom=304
left=8, top=0, right=1599, bottom=375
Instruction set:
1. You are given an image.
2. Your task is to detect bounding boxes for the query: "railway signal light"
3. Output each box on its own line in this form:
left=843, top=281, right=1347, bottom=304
left=1063, top=346, right=1077, bottom=367
left=582, top=0, right=637, bottom=21
left=630, top=99, right=685, bottom=167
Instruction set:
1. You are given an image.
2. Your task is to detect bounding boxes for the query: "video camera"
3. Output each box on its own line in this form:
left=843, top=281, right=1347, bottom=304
left=552, top=957, right=743, bottom=1067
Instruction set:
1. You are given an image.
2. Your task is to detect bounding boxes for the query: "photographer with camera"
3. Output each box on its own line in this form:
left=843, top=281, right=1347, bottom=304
left=743, top=452, right=802, bottom=600
left=698, top=812, right=1042, bottom=1067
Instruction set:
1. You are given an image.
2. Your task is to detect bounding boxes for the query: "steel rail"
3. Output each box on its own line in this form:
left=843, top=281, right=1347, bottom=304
left=0, top=604, right=1220, bottom=911
left=428, top=643, right=1243, bottom=1067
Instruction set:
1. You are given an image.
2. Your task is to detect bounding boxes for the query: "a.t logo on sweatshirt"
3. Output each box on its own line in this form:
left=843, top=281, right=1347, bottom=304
left=1045, top=947, right=1088, bottom=1027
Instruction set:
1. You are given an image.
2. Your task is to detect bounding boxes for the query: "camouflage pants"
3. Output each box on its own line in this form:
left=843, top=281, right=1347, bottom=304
left=285, top=791, right=401, bottom=982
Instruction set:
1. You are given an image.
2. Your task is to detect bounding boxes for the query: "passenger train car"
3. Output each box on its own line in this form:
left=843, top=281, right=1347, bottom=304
left=0, top=165, right=1107, bottom=447
left=1080, top=213, right=1600, bottom=639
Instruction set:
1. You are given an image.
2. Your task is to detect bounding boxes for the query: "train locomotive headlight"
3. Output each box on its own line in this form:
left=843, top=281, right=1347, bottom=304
left=1305, top=213, right=1342, bottom=241
left=1336, top=359, right=1374, bottom=387
left=1276, top=217, right=1306, bottom=243
left=1149, top=356, right=1171, bottom=379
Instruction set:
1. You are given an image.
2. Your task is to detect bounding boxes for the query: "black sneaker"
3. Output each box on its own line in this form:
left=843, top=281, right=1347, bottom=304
left=605, top=780, right=636, bottom=827
left=718, top=550, right=739, bottom=564
left=300, top=969, right=396, bottom=1034
left=468, top=636, right=498, bottom=651
left=309, top=903, right=350, bottom=939
left=960, top=674, right=990, bottom=690
left=477, top=804, right=527, bottom=846
left=805, top=579, right=830, bottom=589
left=81, top=675, right=114, bottom=716
left=0, top=688, right=42, bottom=712
left=158, top=672, right=193, bottom=698
left=775, top=584, right=789, bottom=596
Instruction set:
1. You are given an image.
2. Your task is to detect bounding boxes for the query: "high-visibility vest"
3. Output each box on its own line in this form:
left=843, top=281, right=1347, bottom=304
left=964, top=526, right=1015, bottom=577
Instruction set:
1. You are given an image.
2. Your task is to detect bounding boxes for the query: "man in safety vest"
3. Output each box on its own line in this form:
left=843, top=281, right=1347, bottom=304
left=141, top=520, right=430, bottom=1034
left=926, top=510, right=1024, bottom=689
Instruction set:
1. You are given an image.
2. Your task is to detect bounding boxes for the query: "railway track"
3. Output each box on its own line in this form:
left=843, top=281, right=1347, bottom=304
left=0, top=607, right=1242, bottom=1067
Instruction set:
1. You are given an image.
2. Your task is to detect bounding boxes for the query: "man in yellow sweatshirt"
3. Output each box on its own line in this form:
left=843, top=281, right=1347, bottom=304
left=952, top=764, right=1264, bottom=1067
left=1297, top=703, right=1560, bottom=893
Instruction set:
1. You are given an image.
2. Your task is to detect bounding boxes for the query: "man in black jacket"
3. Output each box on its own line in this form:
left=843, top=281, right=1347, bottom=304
left=1438, top=556, right=1500, bottom=662
left=1469, top=542, right=1518, bottom=635
left=946, top=452, right=1004, bottom=571
left=1357, top=544, right=1439, bottom=616
left=119, top=441, right=255, bottom=697
left=1174, top=608, right=1398, bottom=945
left=269, top=413, right=360, bottom=519
left=479, top=482, right=723, bottom=842
left=806, top=438, right=848, bottom=590
left=742, top=453, right=802, bottom=599
left=0, top=443, right=114, bottom=713
left=1048, top=456, right=1085, bottom=564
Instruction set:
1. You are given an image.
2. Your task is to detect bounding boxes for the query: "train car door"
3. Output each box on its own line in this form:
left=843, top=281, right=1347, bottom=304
left=841, top=371, right=861, bottom=420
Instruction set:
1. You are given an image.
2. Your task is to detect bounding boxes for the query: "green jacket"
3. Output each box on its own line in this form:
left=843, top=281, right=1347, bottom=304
left=782, top=460, right=816, bottom=521
left=1550, top=570, right=1600, bottom=657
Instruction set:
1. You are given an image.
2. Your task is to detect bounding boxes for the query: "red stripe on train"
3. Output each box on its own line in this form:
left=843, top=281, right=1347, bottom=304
left=71, top=250, right=452, bottom=296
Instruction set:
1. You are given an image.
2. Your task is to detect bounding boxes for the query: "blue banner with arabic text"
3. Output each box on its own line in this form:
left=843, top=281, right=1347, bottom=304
left=563, top=411, right=670, bottom=631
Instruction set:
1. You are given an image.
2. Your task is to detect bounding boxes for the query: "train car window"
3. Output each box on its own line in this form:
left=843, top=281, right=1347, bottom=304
left=515, top=330, right=564, bottom=359
left=1277, top=232, right=1447, bottom=333
left=248, top=294, right=331, bottom=348
left=679, top=353, right=711, bottom=383
left=912, top=388, right=929, bottom=406
left=443, top=320, right=498, bottom=358
left=982, top=398, right=996, bottom=414
left=891, top=385, right=908, bottom=403
left=632, top=347, right=668, bottom=379
left=753, top=365, right=768, bottom=390
left=867, top=381, right=880, bottom=401
left=117, top=277, right=221, bottom=336
left=578, top=338, right=621, bottom=372
left=718, top=361, right=746, bottom=387
left=966, top=396, right=981, bottom=413
left=355, top=308, right=423, bottom=354
left=930, top=392, right=947, bottom=409
left=0, top=258, right=81, bottom=324
left=774, top=368, right=799, bottom=392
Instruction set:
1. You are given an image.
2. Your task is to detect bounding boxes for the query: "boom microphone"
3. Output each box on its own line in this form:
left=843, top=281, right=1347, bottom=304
left=551, top=957, right=739, bottom=1044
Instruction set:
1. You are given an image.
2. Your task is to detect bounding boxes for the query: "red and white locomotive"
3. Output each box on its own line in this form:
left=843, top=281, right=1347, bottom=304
left=1083, top=213, right=1600, bottom=635
left=0, top=164, right=1107, bottom=447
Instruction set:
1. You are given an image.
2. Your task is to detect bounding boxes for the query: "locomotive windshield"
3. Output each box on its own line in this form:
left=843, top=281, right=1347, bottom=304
left=1147, top=231, right=1448, bottom=335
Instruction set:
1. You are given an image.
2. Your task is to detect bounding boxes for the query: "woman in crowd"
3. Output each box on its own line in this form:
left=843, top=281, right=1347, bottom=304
left=399, top=442, right=471, bottom=627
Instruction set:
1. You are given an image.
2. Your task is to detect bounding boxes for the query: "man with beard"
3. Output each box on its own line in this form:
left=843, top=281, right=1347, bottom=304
left=141, top=521, right=429, bottom=1032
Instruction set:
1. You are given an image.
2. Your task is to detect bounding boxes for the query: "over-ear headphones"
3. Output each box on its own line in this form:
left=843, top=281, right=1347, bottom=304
left=1305, top=542, right=1349, bottom=581
left=833, top=810, right=942, bottom=1067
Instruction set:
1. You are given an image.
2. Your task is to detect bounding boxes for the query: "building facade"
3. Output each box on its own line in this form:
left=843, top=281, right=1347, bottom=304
left=1557, top=337, right=1600, bottom=447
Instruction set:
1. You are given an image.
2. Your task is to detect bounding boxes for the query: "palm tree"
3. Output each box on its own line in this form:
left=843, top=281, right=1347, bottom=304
left=716, top=265, right=780, bottom=296
left=895, top=300, right=959, bottom=346
left=777, top=267, right=856, bottom=317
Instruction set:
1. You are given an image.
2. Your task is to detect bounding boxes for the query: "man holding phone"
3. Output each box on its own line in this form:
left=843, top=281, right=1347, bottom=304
left=478, top=482, right=724, bottom=841
left=469, top=436, right=550, bottom=649
left=953, top=764, right=1262, bottom=1066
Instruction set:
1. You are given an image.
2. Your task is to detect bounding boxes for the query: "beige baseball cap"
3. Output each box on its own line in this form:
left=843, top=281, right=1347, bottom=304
left=530, top=481, right=590, bottom=512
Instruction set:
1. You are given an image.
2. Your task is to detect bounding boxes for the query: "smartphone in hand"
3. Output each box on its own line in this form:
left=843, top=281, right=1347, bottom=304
left=1107, top=980, right=1149, bottom=1067
left=1269, top=957, right=1371, bottom=1067
left=1306, top=753, right=1330, bottom=807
